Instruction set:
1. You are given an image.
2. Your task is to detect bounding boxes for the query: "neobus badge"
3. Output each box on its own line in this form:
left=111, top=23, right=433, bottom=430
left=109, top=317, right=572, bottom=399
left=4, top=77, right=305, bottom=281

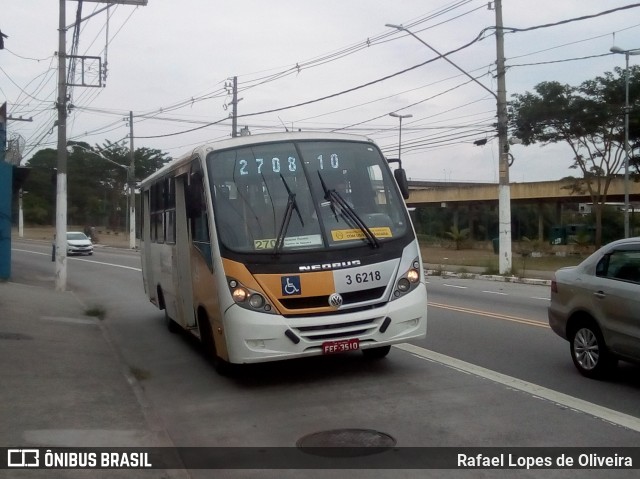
left=298, top=260, right=361, bottom=272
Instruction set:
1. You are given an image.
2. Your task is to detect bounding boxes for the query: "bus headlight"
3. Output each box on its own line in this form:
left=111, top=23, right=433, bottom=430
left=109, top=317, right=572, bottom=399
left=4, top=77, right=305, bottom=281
left=227, top=277, right=277, bottom=314
left=397, top=278, right=411, bottom=292
left=391, top=257, right=422, bottom=301
left=249, top=294, right=265, bottom=309
left=407, top=268, right=420, bottom=283
left=232, top=287, right=248, bottom=302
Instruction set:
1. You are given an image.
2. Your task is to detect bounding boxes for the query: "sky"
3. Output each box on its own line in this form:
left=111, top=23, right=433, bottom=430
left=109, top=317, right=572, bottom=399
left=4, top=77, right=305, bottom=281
left=2, top=0, right=639, bottom=184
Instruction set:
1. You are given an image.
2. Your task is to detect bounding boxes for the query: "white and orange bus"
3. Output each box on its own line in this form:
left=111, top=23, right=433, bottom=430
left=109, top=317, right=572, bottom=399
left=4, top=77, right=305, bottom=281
left=139, top=132, right=427, bottom=372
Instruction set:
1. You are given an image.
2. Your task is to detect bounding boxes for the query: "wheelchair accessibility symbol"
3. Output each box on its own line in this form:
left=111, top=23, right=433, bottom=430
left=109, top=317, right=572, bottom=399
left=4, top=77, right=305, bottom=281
left=281, top=276, right=301, bottom=296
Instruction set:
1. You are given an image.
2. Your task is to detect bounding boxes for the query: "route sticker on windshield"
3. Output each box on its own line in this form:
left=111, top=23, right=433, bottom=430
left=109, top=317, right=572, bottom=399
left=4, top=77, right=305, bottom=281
left=330, top=227, right=392, bottom=242
left=254, top=235, right=322, bottom=250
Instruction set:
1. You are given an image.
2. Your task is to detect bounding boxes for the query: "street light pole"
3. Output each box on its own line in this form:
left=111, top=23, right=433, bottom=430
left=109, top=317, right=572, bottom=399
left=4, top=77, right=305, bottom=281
left=389, top=112, right=412, bottom=166
left=387, top=1, right=513, bottom=273
left=610, top=45, right=640, bottom=238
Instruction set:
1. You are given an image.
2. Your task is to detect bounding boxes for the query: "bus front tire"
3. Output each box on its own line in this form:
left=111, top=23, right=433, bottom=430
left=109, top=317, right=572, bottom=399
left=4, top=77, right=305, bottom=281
left=198, top=313, right=234, bottom=376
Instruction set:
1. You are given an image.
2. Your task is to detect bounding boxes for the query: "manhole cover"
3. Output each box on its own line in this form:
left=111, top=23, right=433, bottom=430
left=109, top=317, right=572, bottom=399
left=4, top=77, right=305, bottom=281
left=297, top=429, right=396, bottom=457
left=0, top=332, right=33, bottom=340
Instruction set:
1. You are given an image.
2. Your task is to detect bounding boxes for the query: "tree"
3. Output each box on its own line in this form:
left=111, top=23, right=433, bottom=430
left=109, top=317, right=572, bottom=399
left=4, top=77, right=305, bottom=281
left=21, top=142, right=171, bottom=229
left=20, top=149, right=57, bottom=225
left=509, top=65, right=640, bottom=247
left=445, top=226, right=469, bottom=250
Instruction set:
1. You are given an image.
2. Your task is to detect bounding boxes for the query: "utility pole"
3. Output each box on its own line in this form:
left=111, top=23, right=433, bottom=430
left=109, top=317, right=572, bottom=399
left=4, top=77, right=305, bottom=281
left=494, top=0, right=512, bottom=274
left=52, top=1, right=147, bottom=291
left=386, top=13, right=513, bottom=273
left=231, top=76, right=238, bottom=137
left=55, top=0, right=68, bottom=291
left=0, top=102, right=9, bottom=281
left=128, top=111, right=136, bottom=249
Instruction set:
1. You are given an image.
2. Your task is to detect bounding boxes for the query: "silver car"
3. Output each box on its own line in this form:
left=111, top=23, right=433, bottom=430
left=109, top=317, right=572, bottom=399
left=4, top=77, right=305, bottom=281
left=66, top=231, right=94, bottom=256
left=548, top=237, right=640, bottom=379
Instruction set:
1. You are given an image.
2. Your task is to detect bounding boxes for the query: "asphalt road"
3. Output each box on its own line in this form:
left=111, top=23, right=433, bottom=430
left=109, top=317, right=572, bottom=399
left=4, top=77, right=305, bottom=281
left=7, top=239, right=640, bottom=478
left=423, top=275, right=640, bottom=417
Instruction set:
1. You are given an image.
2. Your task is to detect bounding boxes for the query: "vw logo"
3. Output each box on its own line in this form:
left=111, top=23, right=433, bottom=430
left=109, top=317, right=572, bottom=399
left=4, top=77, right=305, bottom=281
left=328, top=293, right=343, bottom=308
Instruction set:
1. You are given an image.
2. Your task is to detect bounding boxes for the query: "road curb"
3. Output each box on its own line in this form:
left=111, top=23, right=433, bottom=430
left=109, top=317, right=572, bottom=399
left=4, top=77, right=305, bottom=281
left=425, top=269, right=552, bottom=286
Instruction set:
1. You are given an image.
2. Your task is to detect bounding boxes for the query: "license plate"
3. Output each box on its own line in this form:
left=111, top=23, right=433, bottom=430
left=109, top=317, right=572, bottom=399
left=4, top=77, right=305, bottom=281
left=322, top=338, right=360, bottom=354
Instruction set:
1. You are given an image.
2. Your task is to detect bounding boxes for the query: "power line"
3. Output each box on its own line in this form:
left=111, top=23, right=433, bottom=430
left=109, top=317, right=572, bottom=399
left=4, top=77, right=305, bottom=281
left=502, top=3, right=640, bottom=33
left=509, top=52, right=613, bottom=68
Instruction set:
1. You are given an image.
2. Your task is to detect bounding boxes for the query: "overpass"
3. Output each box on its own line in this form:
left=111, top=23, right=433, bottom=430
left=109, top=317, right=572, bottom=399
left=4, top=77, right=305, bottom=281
left=407, top=178, right=640, bottom=206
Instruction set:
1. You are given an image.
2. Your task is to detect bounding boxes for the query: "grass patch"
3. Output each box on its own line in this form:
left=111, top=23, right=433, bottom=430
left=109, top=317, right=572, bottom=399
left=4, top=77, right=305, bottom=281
left=420, top=243, right=584, bottom=273
left=482, top=261, right=500, bottom=276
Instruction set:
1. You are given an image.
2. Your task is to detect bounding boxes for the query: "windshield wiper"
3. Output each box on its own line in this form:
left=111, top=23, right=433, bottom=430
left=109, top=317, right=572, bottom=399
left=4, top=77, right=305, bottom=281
left=317, top=172, right=380, bottom=249
left=273, top=175, right=304, bottom=255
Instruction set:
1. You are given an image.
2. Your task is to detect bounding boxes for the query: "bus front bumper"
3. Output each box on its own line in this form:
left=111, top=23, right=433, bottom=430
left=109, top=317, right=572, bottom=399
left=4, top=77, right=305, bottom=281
left=223, top=285, right=427, bottom=364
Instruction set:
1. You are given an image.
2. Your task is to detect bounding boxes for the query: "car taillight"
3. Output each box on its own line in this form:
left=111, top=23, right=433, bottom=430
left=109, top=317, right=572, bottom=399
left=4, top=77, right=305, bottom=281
left=550, top=278, right=558, bottom=293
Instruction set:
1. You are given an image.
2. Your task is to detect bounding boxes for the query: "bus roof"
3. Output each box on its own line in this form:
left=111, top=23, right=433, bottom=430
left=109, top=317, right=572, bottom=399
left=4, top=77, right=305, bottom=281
left=139, top=131, right=376, bottom=187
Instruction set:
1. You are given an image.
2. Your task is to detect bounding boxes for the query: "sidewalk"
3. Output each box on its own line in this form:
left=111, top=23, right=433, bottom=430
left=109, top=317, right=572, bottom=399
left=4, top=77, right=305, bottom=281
left=0, top=276, right=184, bottom=477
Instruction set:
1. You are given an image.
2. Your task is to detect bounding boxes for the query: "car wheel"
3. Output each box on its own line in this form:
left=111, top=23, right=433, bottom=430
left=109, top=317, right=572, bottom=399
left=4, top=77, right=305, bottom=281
left=362, top=345, right=391, bottom=359
left=569, top=322, right=616, bottom=379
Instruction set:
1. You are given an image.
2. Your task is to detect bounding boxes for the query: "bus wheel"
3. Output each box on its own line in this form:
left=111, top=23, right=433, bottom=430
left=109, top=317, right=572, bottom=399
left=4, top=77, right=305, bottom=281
left=198, top=311, right=234, bottom=376
left=158, top=288, right=180, bottom=334
left=362, top=345, right=391, bottom=359
left=165, top=309, right=181, bottom=334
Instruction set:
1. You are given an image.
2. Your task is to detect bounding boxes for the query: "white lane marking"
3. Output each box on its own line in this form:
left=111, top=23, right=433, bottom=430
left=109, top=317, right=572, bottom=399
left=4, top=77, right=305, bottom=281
left=442, top=284, right=467, bottom=289
left=77, top=259, right=141, bottom=271
left=13, top=249, right=49, bottom=256
left=482, top=290, right=507, bottom=295
left=13, top=249, right=141, bottom=272
left=532, top=296, right=550, bottom=301
left=395, top=343, right=640, bottom=433
left=41, top=316, right=99, bottom=325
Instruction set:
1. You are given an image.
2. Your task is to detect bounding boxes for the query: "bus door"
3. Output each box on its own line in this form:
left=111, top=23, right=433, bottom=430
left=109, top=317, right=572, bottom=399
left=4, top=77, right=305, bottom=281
left=173, top=175, right=196, bottom=329
left=186, top=163, right=222, bottom=335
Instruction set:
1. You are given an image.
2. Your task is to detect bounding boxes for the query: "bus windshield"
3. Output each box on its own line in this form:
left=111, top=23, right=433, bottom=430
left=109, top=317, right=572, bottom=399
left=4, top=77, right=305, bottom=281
left=207, top=140, right=409, bottom=253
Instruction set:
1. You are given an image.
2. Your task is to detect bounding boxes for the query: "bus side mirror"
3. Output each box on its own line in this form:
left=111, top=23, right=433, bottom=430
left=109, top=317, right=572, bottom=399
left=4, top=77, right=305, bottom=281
left=394, top=168, right=410, bottom=200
